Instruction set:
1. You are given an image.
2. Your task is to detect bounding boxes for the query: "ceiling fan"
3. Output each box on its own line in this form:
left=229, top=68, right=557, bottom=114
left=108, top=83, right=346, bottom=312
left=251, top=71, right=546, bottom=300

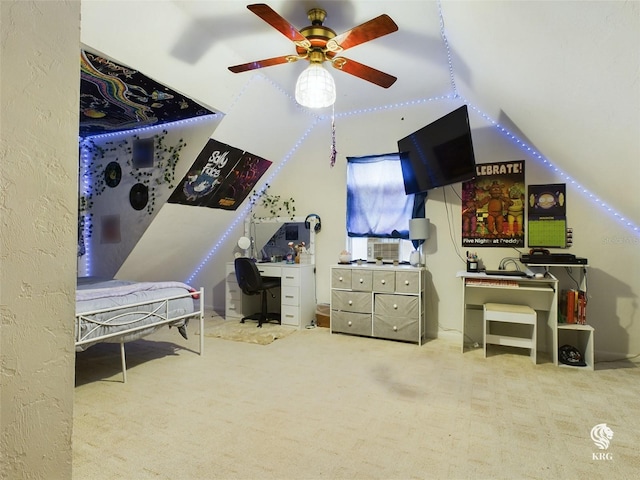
left=228, top=3, right=399, bottom=89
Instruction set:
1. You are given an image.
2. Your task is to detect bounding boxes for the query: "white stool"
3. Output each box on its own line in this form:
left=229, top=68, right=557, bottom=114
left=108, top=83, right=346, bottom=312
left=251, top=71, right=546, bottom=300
left=483, top=303, right=537, bottom=364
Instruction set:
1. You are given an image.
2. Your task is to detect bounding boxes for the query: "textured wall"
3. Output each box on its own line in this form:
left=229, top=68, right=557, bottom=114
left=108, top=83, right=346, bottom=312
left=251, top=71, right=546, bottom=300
left=0, top=1, right=79, bottom=478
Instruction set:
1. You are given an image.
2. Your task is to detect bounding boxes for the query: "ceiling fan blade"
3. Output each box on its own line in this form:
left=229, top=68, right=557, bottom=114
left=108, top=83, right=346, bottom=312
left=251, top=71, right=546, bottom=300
left=247, top=4, right=311, bottom=49
left=228, top=54, right=301, bottom=73
left=326, top=14, right=398, bottom=53
left=331, top=57, right=397, bottom=88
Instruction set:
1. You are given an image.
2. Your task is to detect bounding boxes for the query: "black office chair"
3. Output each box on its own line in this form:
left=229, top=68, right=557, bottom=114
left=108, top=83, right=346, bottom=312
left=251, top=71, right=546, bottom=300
left=234, top=257, right=281, bottom=328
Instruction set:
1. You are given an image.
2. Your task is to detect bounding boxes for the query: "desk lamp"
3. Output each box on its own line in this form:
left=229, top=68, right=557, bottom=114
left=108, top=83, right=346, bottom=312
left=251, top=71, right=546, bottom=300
left=409, top=218, right=430, bottom=267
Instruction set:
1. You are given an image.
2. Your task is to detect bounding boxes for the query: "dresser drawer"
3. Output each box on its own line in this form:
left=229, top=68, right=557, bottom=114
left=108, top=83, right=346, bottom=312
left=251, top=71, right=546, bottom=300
left=331, top=310, right=372, bottom=336
left=350, top=270, right=372, bottom=291
left=373, top=315, right=418, bottom=342
left=373, top=270, right=395, bottom=293
left=281, top=286, right=299, bottom=306
left=332, top=290, right=372, bottom=313
left=332, top=268, right=352, bottom=288
left=395, top=271, right=421, bottom=294
left=374, top=294, right=419, bottom=318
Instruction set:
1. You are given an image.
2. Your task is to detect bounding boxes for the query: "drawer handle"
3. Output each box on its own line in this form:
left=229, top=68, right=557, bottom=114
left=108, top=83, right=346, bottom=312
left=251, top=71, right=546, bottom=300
left=381, top=279, right=386, bottom=284
left=339, top=276, right=343, bottom=281
left=393, top=304, right=398, bottom=309
left=348, top=300, right=353, bottom=305
left=359, top=278, right=364, bottom=283
left=285, top=295, right=294, bottom=299
left=393, top=326, right=398, bottom=331
left=348, top=321, right=352, bottom=326
left=285, top=276, right=295, bottom=280
left=405, top=280, right=410, bottom=286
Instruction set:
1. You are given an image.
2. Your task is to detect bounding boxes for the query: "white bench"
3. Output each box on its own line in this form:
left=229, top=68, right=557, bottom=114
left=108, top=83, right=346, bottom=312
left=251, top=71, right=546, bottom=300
left=483, top=303, right=537, bottom=364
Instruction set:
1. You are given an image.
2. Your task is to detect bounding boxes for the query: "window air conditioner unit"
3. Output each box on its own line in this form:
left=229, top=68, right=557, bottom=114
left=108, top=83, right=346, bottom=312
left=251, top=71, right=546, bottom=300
left=366, top=238, right=400, bottom=263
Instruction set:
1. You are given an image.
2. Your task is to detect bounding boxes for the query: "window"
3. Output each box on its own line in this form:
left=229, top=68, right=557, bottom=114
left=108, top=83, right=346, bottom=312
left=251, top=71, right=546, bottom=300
left=346, top=153, right=417, bottom=261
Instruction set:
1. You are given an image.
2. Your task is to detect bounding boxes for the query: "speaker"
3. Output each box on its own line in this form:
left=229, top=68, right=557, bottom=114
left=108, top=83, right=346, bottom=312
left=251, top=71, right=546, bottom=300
left=305, top=214, right=321, bottom=233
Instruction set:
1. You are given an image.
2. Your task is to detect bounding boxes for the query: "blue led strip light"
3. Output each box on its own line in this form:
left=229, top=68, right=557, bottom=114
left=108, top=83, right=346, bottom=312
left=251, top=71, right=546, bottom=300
left=333, top=94, right=457, bottom=120
left=437, top=0, right=458, bottom=96
left=465, top=101, right=639, bottom=235
left=82, top=114, right=219, bottom=141
left=78, top=141, right=94, bottom=276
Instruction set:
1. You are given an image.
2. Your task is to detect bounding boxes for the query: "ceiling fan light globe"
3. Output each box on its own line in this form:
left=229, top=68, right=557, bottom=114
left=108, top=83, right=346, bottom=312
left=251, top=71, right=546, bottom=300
left=295, top=63, right=336, bottom=108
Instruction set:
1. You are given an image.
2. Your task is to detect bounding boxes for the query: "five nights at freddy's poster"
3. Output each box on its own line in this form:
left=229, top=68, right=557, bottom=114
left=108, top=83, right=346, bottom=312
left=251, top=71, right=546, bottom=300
left=461, top=160, right=525, bottom=248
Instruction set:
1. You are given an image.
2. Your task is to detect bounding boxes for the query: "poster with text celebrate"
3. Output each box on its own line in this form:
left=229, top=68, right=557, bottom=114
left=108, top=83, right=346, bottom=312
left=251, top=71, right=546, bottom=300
left=168, top=139, right=272, bottom=210
left=462, top=160, right=525, bottom=248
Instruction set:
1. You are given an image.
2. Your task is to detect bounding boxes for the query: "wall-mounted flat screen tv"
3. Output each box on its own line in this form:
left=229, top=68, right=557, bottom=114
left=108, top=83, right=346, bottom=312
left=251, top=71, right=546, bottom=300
left=398, top=105, right=477, bottom=194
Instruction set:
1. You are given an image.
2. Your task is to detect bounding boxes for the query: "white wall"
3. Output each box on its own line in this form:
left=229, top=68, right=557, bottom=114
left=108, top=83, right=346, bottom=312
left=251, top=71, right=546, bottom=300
left=80, top=115, right=223, bottom=279
left=0, top=1, right=78, bottom=478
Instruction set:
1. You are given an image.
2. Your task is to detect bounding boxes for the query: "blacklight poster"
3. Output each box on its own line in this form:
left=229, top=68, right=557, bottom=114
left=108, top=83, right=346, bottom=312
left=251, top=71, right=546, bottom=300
left=168, top=139, right=271, bottom=210
left=461, top=160, right=525, bottom=248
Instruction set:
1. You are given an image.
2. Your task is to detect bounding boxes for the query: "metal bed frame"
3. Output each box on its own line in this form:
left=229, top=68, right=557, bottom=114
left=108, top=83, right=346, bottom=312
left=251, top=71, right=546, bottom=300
left=75, top=288, right=204, bottom=382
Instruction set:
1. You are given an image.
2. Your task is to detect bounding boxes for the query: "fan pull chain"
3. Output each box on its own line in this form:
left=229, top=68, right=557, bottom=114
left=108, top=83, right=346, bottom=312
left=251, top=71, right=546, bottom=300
left=330, top=103, right=337, bottom=167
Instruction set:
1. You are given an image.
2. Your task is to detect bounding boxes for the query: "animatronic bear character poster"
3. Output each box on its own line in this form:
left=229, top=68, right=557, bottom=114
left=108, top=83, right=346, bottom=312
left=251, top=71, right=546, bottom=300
left=461, top=160, right=525, bottom=247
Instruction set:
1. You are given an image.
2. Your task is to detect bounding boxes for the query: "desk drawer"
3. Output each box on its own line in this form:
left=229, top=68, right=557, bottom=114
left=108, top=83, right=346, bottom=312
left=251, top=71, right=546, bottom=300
left=281, top=268, right=301, bottom=286
left=226, top=263, right=236, bottom=276
left=281, top=286, right=299, bottom=306
left=256, top=264, right=282, bottom=278
left=226, top=281, right=242, bottom=298
left=281, top=305, right=299, bottom=326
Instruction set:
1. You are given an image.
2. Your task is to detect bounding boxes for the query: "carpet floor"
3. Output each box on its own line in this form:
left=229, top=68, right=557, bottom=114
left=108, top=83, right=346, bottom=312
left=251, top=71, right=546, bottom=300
left=73, top=311, right=640, bottom=479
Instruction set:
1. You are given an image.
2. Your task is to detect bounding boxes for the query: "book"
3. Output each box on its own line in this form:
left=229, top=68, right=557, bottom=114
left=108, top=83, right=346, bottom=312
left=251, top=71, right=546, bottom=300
left=577, top=290, right=587, bottom=324
left=566, top=289, right=576, bottom=324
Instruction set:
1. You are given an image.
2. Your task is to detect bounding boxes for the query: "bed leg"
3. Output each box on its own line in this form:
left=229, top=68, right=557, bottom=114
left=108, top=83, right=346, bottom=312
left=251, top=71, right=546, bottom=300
left=199, top=288, right=204, bottom=356
left=120, top=341, right=127, bottom=383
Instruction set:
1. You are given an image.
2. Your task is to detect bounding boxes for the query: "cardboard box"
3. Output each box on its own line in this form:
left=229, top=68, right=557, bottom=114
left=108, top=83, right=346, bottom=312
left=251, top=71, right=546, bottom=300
left=316, top=304, right=330, bottom=328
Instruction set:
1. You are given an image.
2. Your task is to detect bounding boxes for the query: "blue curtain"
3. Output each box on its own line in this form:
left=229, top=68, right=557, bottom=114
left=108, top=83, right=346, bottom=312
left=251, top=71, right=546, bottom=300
left=346, top=153, right=415, bottom=238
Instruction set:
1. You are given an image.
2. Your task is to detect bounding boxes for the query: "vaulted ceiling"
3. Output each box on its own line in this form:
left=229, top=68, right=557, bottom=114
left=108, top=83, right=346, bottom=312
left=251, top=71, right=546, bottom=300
left=80, top=1, right=639, bottom=225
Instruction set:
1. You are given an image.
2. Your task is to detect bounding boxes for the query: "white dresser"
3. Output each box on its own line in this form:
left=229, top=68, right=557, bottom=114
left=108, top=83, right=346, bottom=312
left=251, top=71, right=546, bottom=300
left=330, top=264, right=427, bottom=345
left=226, top=261, right=316, bottom=329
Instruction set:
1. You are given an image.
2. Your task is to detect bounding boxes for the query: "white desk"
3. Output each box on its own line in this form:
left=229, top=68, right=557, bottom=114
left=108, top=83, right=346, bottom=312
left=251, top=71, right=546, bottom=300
left=458, top=271, right=558, bottom=361
left=226, top=261, right=316, bottom=329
